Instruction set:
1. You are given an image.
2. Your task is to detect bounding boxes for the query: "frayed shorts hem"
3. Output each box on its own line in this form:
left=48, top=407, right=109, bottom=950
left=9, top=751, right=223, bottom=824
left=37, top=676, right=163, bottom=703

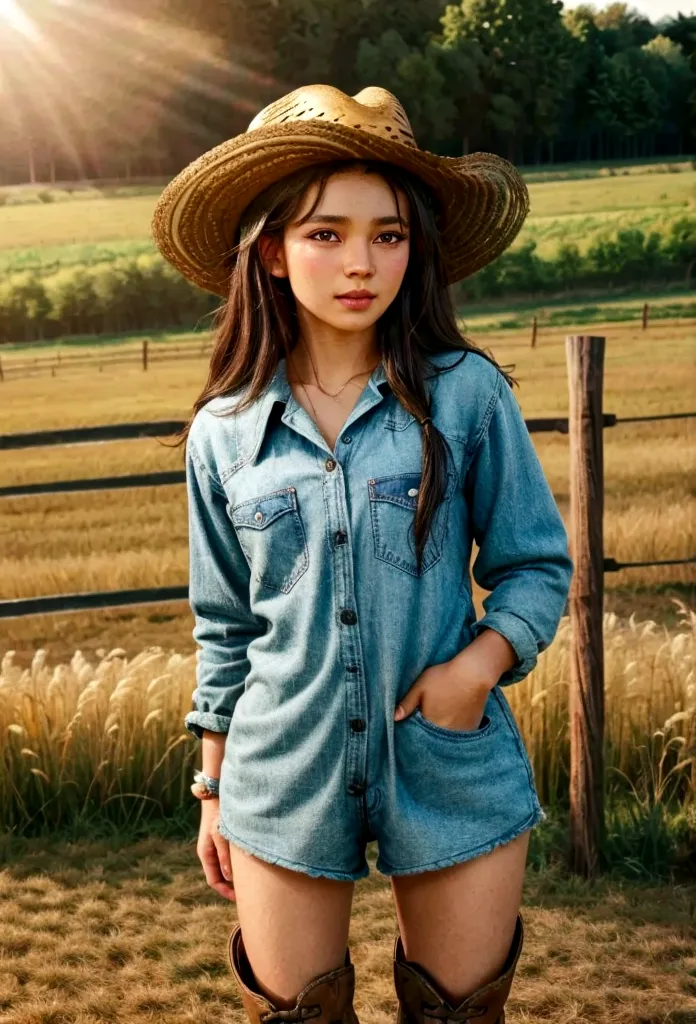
left=218, top=816, right=371, bottom=883
left=376, top=804, right=546, bottom=877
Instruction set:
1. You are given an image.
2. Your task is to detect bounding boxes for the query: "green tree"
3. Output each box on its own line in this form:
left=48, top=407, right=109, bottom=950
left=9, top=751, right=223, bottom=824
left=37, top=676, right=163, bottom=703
left=440, top=0, right=576, bottom=162
left=356, top=32, right=455, bottom=148
left=592, top=2, right=656, bottom=52
left=561, top=4, right=608, bottom=160
left=641, top=36, right=694, bottom=154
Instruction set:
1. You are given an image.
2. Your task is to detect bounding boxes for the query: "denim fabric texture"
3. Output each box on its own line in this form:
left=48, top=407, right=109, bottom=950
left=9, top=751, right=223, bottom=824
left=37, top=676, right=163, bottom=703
left=184, top=348, right=574, bottom=879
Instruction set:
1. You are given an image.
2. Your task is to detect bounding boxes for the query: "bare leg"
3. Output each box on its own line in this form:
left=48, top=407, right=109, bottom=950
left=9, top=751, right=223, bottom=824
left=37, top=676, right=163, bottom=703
left=390, top=829, right=530, bottom=1006
left=229, top=841, right=356, bottom=1009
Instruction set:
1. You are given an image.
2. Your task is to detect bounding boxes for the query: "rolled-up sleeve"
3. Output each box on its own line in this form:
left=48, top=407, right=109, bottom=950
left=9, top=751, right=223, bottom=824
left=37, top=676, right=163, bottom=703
left=465, top=371, right=574, bottom=686
left=184, top=437, right=266, bottom=740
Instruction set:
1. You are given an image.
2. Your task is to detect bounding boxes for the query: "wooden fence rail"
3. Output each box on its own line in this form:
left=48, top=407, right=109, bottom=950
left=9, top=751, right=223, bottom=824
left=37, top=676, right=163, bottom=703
left=2, top=333, right=694, bottom=877
left=0, top=339, right=213, bottom=380
left=0, top=301, right=667, bottom=378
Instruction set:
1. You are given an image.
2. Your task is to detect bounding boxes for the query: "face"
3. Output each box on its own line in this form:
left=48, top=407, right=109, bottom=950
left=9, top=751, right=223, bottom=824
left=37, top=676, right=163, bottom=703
left=259, top=168, right=410, bottom=333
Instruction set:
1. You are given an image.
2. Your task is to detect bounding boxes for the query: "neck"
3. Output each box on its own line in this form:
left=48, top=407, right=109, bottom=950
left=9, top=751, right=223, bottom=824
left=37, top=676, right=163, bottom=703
left=287, top=307, right=381, bottom=388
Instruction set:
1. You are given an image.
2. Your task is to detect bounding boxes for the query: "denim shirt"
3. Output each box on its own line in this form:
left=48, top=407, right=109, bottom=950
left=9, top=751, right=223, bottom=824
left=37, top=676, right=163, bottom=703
left=183, top=348, right=574, bottom=873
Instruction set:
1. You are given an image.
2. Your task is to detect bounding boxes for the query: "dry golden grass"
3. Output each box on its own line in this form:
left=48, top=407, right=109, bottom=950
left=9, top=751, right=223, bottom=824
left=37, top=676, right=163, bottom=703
left=0, top=603, right=693, bottom=840
left=0, top=836, right=694, bottom=1024
left=1, top=317, right=693, bottom=663
left=0, top=314, right=695, bottom=1021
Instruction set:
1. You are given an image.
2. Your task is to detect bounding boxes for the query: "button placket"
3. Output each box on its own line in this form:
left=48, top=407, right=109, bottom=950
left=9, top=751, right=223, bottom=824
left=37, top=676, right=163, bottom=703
left=324, top=459, right=370, bottom=801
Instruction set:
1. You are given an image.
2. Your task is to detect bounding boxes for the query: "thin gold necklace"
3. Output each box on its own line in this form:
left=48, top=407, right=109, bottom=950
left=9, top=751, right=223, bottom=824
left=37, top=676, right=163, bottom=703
left=300, top=383, right=320, bottom=425
left=288, top=345, right=380, bottom=400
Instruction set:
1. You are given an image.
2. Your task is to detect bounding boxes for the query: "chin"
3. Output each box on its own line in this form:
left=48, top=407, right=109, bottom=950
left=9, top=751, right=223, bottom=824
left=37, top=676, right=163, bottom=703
left=330, top=308, right=386, bottom=329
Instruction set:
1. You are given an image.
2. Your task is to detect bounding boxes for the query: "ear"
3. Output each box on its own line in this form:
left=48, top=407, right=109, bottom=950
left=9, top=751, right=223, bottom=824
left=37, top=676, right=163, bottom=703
left=258, top=233, right=288, bottom=278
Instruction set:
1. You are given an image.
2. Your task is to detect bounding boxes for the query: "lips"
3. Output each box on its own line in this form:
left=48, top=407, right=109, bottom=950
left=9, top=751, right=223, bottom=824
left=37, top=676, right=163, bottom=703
left=336, top=292, right=376, bottom=310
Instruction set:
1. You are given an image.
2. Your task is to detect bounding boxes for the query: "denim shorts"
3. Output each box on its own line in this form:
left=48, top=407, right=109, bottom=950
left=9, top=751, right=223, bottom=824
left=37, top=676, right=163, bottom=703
left=218, top=685, right=546, bottom=882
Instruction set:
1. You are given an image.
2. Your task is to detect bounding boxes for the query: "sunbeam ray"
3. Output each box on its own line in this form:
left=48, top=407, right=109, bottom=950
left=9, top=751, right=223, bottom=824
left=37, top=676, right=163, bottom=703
left=0, top=0, right=291, bottom=181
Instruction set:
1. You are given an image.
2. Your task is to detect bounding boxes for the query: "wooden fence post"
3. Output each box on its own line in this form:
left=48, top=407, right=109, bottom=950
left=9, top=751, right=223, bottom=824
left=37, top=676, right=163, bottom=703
left=531, top=316, right=538, bottom=348
left=642, top=302, right=649, bottom=330
left=142, top=339, right=148, bottom=371
left=565, top=334, right=606, bottom=878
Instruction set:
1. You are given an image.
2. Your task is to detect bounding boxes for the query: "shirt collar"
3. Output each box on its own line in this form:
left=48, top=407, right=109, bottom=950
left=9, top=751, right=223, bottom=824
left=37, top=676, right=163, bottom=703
left=246, top=355, right=391, bottom=466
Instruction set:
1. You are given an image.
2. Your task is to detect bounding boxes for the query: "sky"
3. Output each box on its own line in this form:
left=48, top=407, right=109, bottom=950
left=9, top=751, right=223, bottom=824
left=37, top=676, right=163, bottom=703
left=561, top=0, right=695, bottom=17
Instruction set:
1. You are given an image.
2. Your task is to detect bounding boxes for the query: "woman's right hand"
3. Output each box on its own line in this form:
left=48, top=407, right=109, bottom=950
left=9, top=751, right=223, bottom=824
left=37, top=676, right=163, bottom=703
left=196, top=798, right=237, bottom=901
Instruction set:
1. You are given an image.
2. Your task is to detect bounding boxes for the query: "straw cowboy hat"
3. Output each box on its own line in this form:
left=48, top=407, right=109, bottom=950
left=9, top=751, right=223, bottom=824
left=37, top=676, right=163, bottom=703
left=151, top=84, right=530, bottom=297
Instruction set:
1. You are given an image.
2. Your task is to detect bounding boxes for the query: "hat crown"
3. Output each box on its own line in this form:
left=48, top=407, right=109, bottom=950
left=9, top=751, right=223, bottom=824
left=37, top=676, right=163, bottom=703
left=246, top=84, right=418, bottom=149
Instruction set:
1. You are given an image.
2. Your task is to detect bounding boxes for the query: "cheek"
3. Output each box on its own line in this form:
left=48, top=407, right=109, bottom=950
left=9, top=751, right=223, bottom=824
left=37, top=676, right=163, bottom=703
left=286, top=242, right=334, bottom=282
left=379, top=247, right=410, bottom=290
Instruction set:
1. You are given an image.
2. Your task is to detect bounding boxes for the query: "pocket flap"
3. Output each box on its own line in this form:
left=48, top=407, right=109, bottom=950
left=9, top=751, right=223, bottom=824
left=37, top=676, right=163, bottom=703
left=369, top=473, right=422, bottom=509
left=230, top=488, right=297, bottom=529
left=369, top=471, right=453, bottom=509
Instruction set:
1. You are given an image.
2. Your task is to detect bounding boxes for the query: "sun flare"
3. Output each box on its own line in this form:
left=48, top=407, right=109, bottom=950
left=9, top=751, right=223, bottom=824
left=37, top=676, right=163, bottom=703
left=0, top=0, right=39, bottom=39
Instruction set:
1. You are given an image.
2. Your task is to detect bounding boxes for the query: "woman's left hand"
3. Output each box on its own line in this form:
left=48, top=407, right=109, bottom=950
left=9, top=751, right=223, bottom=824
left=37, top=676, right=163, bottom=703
left=394, top=642, right=505, bottom=731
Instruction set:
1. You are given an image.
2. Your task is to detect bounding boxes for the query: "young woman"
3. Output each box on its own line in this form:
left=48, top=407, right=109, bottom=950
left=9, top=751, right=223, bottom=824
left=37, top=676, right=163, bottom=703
left=153, top=84, right=574, bottom=1024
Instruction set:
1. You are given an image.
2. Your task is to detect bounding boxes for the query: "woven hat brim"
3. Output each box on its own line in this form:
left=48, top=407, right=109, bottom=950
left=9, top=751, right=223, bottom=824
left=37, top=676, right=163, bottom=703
left=151, top=121, right=530, bottom=297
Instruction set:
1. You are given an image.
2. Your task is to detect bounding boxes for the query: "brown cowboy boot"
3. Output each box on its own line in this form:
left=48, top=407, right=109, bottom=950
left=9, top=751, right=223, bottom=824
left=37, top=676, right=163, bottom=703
left=228, top=922, right=360, bottom=1023
left=392, top=913, right=524, bottom=1023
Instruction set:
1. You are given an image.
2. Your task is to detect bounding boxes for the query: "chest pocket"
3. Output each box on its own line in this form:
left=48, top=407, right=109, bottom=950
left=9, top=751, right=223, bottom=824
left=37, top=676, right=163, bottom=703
left=368, top=471, right=454, bottom=577
left=229, top=487, right=309, bottom=594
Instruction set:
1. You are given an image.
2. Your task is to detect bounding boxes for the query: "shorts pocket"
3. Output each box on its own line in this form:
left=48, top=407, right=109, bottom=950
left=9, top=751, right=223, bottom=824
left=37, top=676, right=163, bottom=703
left=411, top=706, right=495, bottom=741
left=385, top=687, right=538, bottom=870
left=368, top=470, right=453, bottom=577
left=229, top=486, right=309, bottom=594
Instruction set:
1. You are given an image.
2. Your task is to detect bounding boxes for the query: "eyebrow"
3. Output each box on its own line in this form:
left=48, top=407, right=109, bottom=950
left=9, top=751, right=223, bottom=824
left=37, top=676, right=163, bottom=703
left=302, top=214, right=409, bottom=227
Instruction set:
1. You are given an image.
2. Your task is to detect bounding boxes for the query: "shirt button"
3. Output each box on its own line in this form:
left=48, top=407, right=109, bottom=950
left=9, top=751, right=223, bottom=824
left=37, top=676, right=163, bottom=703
left=346, top=664, right=359, bottom=673
left=342, top=435, right=352, bottom=444
left=348, top=781, right=366, bottom=796
left=340, top=609, right=357, bottom=625
left=254, top=511, right=264, bottom=522
left=335, top=530, right=347, bottom=545
left=350, top=718, right=366, bottom=732
left=325, top=458, right=337, bottom=471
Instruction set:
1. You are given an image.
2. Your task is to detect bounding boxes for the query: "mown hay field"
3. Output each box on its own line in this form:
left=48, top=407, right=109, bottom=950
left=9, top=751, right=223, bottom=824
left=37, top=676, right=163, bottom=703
left=1, top=315, right=694, bottom=808
left=0, top=829, right=694, bottom=1023
left=1, top=314, right=695, bottom=1022
left=0, top=165, right=692, bottom=272
left=2, top=316, right=693, bottom=662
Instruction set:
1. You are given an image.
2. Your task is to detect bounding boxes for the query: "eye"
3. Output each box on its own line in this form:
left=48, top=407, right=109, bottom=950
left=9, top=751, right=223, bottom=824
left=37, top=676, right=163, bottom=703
left=308, top=229, right=339, bottom=242
left=376, top=231, right=408, bottom=245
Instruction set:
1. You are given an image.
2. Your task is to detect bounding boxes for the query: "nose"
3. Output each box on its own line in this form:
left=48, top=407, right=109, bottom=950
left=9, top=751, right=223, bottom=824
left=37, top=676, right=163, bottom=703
left=343, top=237, right=375, bottom=280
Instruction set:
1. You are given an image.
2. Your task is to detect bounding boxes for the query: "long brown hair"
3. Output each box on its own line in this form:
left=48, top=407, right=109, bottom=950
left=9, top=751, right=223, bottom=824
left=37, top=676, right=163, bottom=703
left=163, top=159, right=517, bottom=574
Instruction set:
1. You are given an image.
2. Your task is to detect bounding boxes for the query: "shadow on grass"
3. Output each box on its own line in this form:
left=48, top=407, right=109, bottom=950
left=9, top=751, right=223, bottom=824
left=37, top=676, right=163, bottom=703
left=0, top=807, right=693, bottom=1023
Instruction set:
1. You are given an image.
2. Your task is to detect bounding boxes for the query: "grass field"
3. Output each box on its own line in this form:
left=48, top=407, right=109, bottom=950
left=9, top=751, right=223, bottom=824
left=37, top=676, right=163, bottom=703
left=1, top=317, right=693, bottom=657
left=1, top=314, right=694, bottom=814
left=1, top=305, right=694, bottom=1018
left=0, top=830, right=694, bottom=1023
left=0, top=164, right=693, bottom=273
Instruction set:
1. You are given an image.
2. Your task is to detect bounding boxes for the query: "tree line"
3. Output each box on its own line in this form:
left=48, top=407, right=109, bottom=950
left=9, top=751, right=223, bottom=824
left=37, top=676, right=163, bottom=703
left=1, top=0, right=694, bottom=185
left=1, top=218, right=692, bottom=343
